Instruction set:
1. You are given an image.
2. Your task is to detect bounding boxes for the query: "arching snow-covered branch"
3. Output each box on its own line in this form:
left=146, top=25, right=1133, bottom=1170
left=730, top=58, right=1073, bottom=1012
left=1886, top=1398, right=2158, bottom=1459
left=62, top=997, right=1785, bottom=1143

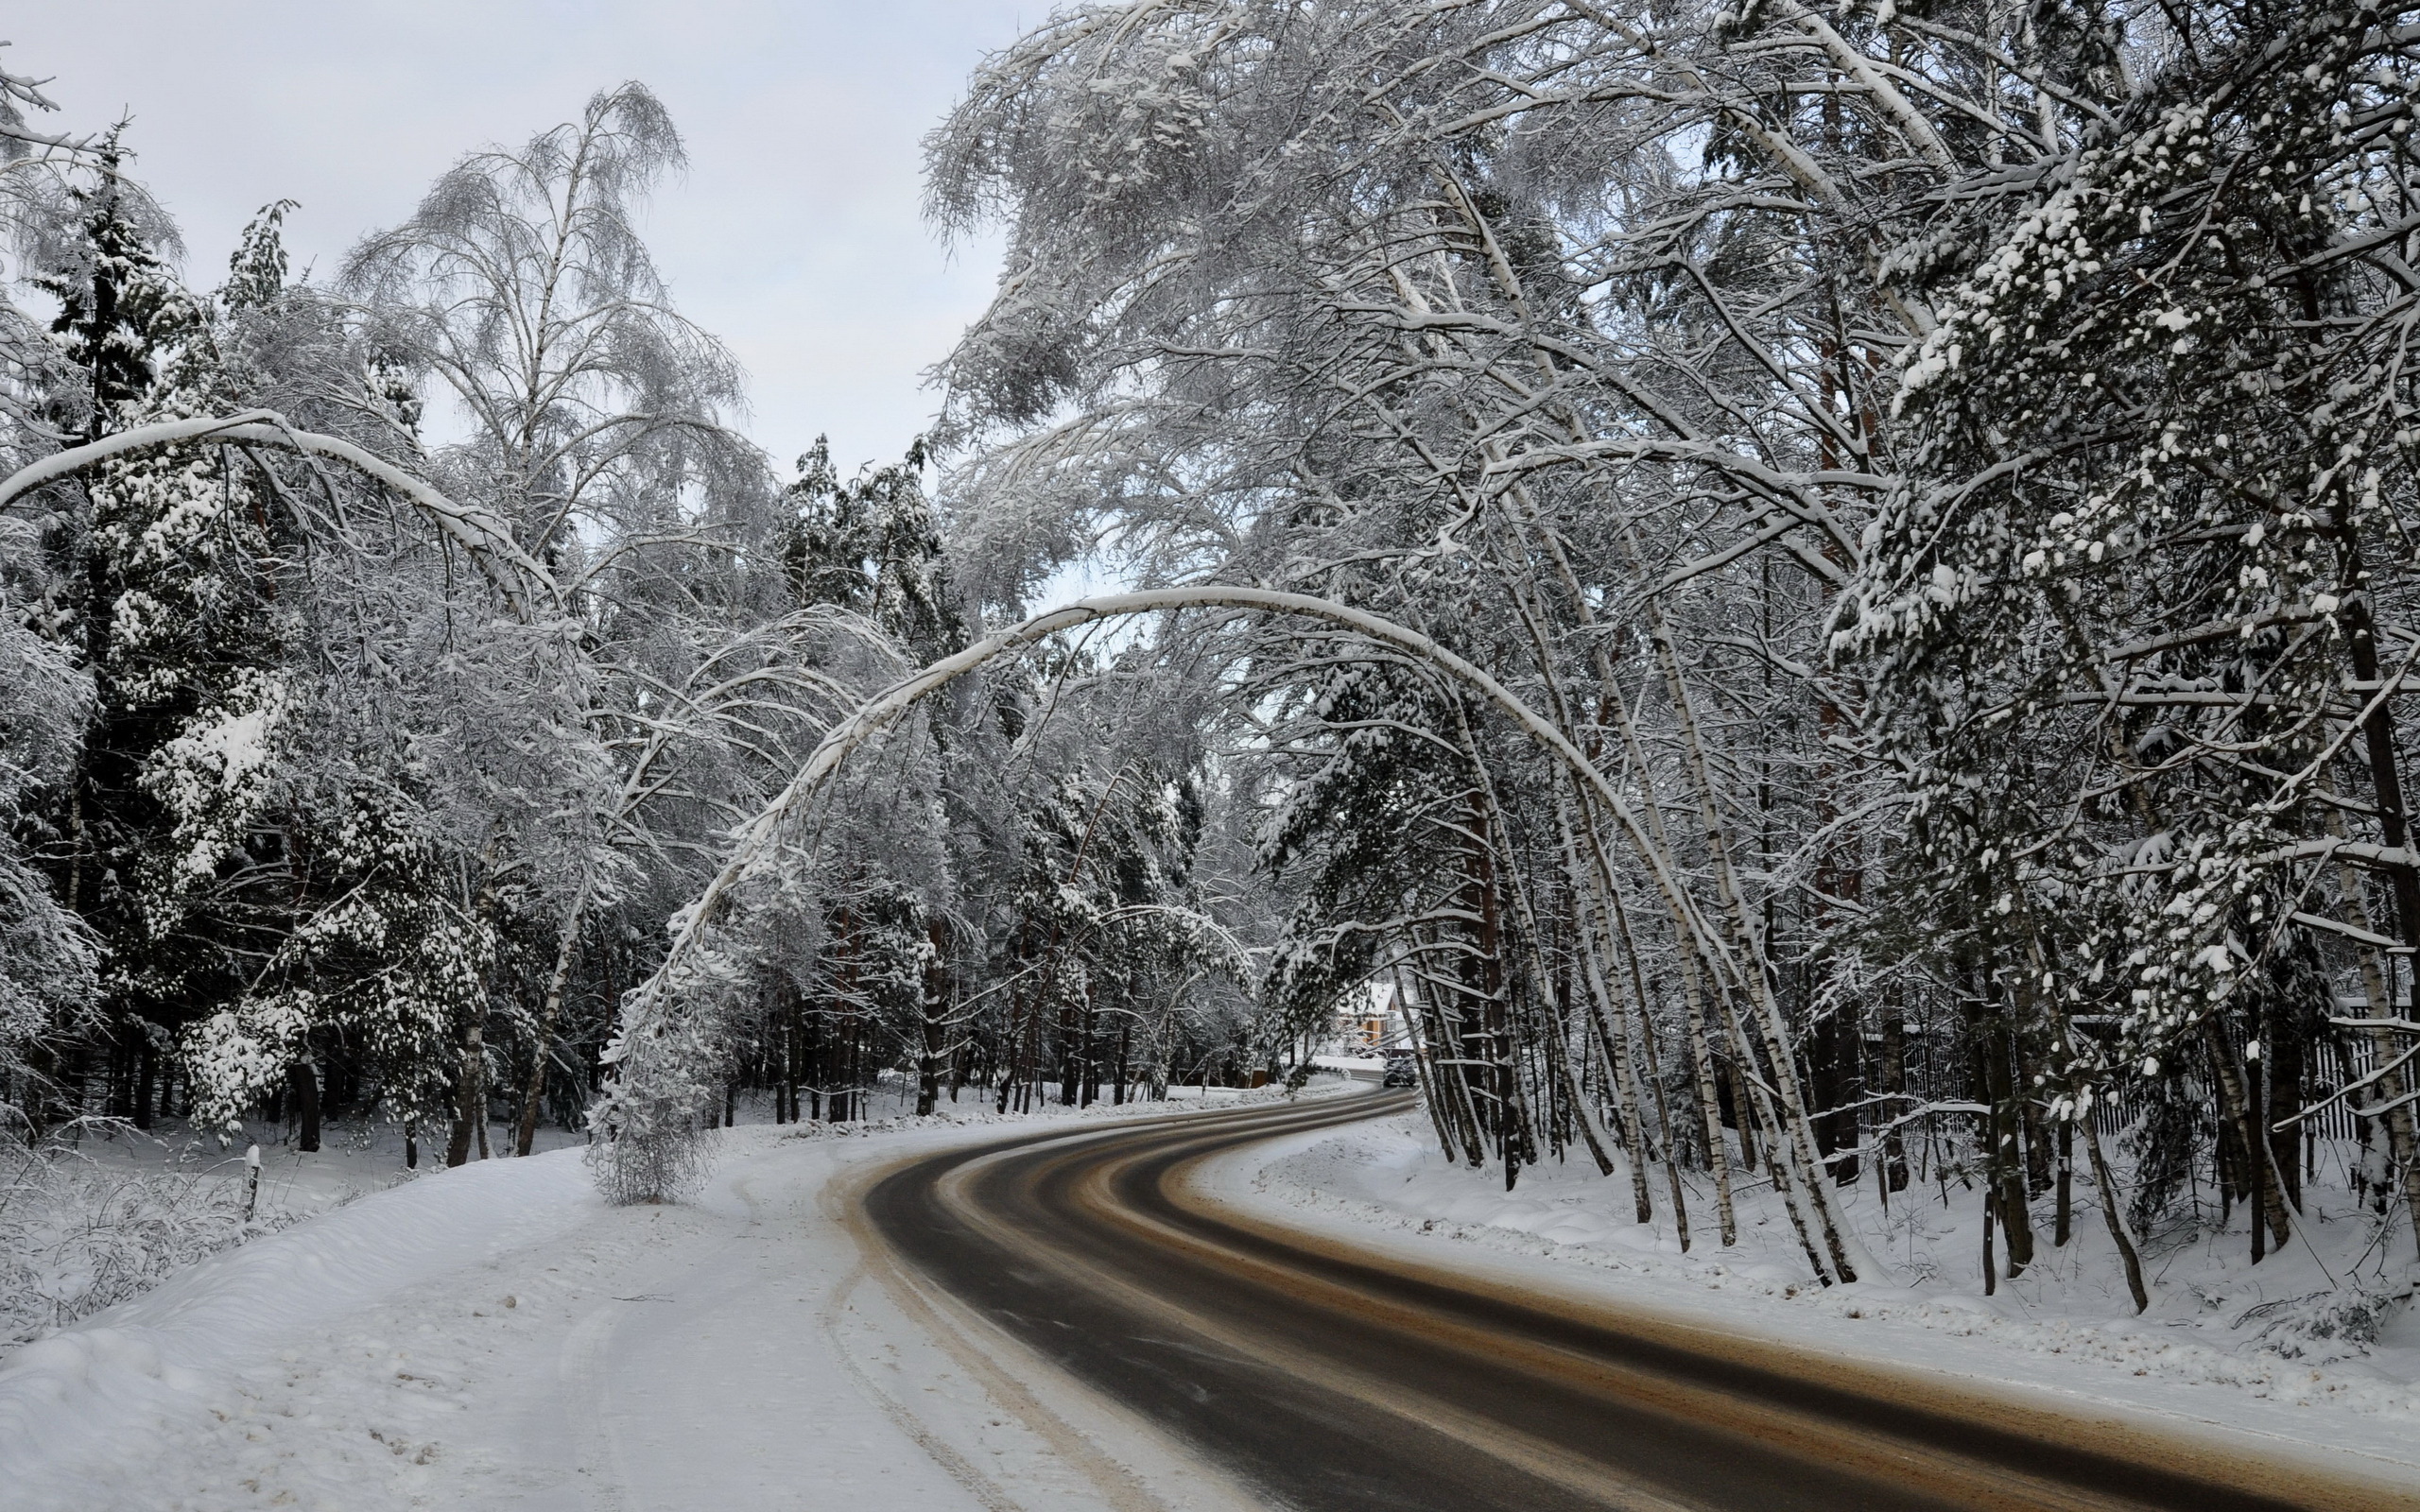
left=0, top=409, right=559, bottom=611
left=591, top=585, right=1719, bottom=1190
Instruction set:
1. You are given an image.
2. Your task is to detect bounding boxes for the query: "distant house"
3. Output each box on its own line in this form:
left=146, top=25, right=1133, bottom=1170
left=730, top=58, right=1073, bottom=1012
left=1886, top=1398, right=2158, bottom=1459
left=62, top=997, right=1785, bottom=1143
left=1330, top=978, right=1410, bottom=1055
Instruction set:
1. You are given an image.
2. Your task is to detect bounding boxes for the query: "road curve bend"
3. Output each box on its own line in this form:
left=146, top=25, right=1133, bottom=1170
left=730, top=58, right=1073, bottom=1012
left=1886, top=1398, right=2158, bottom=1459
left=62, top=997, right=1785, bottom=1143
left=860, top=1091, right=2412, bottom=1512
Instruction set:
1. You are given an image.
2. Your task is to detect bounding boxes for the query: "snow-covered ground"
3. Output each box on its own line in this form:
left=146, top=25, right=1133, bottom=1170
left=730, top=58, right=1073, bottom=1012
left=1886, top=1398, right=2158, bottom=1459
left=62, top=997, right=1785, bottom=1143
left=0, top=1088, right=1281, bottom=1512
left=1210, top=1099, right=2420, bottom=1488
left=1, top=1116, right=591, bottom=1349
left=0, top=1079, right=1228, bottom=1349
left=21, top=1079, right=2414, bottom=1509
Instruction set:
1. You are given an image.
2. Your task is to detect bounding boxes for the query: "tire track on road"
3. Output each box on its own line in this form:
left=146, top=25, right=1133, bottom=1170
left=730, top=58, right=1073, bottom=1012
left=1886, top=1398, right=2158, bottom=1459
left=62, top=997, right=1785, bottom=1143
left=861, top=1092, right=2418, bottom=1512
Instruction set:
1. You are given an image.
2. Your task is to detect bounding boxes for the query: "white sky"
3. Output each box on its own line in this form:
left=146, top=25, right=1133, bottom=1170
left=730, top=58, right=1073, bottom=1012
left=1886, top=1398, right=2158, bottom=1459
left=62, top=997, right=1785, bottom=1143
left=7, top=0, right=1042, bottom=475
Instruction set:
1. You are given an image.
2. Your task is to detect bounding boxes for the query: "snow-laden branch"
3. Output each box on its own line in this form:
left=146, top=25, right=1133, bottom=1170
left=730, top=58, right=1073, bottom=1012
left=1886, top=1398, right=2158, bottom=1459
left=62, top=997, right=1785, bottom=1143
left=591, top=585, right=1704, bottom=1191
left=0, top=411, right=560, bottom=612
left=0, top=48, right=88, bottom=155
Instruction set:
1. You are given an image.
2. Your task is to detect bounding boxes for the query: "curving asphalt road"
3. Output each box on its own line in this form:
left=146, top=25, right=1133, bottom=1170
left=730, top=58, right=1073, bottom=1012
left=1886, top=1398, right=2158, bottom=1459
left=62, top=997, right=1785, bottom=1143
left=861, top=1090, right=2416, bottom=1512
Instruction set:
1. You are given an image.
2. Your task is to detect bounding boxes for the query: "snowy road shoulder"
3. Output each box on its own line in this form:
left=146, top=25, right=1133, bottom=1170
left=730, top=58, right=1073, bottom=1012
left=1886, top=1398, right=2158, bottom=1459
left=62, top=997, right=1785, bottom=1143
left=0, top=1145, right=603, bottom=1507
left=0, top=1094, right=1288, bottom=1512
left=1196, top=1108, right=2420, bottom=1492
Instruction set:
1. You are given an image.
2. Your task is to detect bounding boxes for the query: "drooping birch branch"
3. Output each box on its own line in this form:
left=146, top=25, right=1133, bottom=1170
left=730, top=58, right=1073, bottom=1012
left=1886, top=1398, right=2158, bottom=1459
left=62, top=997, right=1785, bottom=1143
left=594, top=585, right=1711, bottom=1152
left=0, top=410, right=560, bottom=612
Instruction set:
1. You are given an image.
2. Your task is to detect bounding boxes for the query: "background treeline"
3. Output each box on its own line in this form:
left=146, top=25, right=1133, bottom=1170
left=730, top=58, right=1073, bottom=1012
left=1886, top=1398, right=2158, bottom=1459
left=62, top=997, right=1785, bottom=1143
left=0, top=76, right=1262, bottom=1177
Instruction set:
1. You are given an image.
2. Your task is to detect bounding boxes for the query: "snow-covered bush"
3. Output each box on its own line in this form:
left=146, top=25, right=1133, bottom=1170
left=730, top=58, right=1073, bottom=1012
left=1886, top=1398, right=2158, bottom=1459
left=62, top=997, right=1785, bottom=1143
left=2239, top=1287, right=2405, bottom=1366
left=0, top=1127, right=296, bottom=1349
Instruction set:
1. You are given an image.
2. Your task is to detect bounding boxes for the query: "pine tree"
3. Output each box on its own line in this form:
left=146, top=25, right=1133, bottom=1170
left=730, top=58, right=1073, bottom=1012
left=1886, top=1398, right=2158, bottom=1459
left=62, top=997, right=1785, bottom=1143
left=22, top=138, right=242, bottom=1135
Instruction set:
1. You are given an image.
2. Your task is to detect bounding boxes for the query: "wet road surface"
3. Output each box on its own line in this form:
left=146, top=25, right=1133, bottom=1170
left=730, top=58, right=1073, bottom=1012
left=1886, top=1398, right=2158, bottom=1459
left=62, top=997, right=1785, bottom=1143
left=861, top=1091, right=2412, bottom=1512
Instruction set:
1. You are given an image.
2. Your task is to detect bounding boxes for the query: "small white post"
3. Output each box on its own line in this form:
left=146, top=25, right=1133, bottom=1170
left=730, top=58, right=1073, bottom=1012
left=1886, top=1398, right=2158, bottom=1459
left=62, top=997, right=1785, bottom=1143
left=243, top=1143, right=261, bottom=1223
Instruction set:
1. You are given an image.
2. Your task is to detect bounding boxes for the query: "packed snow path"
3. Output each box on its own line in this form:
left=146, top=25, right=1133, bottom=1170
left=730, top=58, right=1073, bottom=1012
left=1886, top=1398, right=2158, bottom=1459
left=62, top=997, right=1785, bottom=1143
left=3, top=1092, right=2411, bottom=1510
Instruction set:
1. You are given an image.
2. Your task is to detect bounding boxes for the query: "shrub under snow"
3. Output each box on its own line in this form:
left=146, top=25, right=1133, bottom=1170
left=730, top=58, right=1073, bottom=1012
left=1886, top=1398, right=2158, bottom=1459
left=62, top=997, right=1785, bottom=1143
left=0, top=1125, right=299, bottom=1349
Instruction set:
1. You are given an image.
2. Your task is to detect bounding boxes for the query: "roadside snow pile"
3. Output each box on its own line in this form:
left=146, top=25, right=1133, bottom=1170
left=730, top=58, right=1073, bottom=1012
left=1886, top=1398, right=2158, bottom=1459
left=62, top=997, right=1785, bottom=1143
left=1253, top=1111, right=2420, bottom=1420
left=0, top=1146, right=598, bottom=1490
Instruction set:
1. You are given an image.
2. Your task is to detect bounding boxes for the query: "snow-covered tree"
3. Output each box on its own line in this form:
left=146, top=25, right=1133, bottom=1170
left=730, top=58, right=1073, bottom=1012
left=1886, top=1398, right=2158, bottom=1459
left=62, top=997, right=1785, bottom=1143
left=1842, top=0, right=2420, bottom=1278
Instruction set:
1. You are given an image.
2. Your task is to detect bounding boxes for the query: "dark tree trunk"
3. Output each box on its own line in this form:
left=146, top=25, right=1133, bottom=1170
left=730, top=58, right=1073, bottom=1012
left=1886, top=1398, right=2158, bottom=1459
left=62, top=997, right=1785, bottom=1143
left=781, top=981, right=799, bottom=1124
left=917, top=922, right=948, bottom=1118
left=133, top=1043, right=156, bottom=1132
left=445, top=1024, right=483, bottom=1166
left=1056, top=993, right=1080, bottom=1107
left=2055, top=1119, right=2073, bottom=1247
left=1808, top=1005, right=1862, bottom=1185
left=1080, top=982, right=1099, bottom=1108
left=2266, top=999, right=2306, bottom=1215
left=1968, top=990, right=2032, bottom=1275
left=288, top=1058, right=321, bottom=1154
left=1878, top=1005, right=1909, bottom=1192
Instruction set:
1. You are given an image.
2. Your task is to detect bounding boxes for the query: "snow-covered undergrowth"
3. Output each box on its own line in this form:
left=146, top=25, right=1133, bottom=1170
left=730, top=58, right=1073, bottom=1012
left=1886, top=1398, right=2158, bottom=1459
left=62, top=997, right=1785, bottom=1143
left=1247, top=1104, right=2420, bottom=1422
left=0, top=1143, right=601, bottom=1508
left=0, top=1139, right=299, bottom=1349
left=0, top=1117, right=585, bottom=1357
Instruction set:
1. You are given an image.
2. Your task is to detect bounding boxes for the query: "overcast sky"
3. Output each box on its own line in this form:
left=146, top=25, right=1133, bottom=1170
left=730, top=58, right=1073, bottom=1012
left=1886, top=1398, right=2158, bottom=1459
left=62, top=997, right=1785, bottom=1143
left=8, top=0, right=1040, bottom=475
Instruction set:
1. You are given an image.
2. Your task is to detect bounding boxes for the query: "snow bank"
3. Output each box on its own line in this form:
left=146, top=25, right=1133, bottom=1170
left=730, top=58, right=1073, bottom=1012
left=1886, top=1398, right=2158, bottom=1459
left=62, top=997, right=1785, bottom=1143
left=1220, top=1110, right=2420, bottom=1477
left=0, top=1147, right=598, bottom=1493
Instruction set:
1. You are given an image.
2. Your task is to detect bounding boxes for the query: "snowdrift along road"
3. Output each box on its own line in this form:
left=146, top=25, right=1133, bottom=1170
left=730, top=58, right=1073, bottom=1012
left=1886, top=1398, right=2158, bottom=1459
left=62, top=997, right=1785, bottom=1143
left=862, top=1091, right=2416, bottom=1512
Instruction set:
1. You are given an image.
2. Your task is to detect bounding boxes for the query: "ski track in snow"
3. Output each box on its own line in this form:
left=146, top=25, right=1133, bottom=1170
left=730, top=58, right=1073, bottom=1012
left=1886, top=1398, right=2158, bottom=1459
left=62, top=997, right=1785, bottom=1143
left=0, top=1094, right=1285, bottom=1512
